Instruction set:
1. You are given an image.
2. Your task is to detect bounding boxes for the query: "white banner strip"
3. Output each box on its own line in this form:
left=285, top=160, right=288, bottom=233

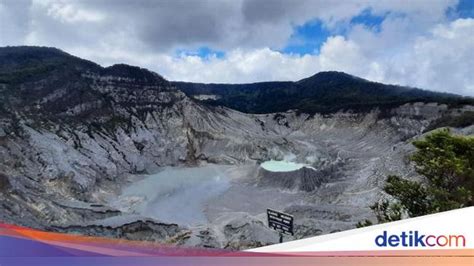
left=250, top=207, right=473, bottom=252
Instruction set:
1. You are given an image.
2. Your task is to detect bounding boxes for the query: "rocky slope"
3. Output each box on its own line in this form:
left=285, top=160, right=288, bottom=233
left=0, top=46, right=473, bottom=249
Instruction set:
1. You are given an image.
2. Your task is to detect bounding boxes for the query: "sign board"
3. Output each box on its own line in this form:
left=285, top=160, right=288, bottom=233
left=267, top=209, right=294, bottom=236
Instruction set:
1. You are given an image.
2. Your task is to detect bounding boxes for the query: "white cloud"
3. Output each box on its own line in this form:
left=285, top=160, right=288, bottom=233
left=138, top=18, right=472, bottom=96
left=0, top=0, right=472, bottom=96
left=1, top=0, right=460, bottom=51
left=42, top=1, right=105, bottom=23
left=389, top=18, right=474, bottom=95
left=318, top=36, right=367, bottom=75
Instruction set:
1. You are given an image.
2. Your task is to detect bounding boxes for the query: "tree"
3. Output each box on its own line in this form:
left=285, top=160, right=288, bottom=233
left=371, top=129, right=473, bottom=223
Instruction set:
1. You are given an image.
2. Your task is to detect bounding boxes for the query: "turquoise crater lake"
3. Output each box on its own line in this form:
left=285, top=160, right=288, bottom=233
left=260, top=160, right=314, bottom=172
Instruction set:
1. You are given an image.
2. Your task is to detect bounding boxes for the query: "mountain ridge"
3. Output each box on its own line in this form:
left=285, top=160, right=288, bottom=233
left=0, top=45, right=473, bottom=249
left=0, top=46, right=179, bottom=126
left=173, top=71, right=472, bottom=114
left=2, top=46, right=472, bottom=117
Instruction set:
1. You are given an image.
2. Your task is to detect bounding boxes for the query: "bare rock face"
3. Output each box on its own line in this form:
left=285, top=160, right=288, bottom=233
left=0, top=173, right=10, bottom=191
left=1, top=47, right=473, bottom=250
left=57, top=219, right=184, bottom=243
left=222, top=214, right=280, bottom=250
left=258, top=167, right=327, bottom=192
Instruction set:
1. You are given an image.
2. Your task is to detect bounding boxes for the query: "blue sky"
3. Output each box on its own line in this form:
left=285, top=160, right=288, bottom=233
left=454, top=0, right=474, bottom=18
left=175, top=47, right=225, bottom=59
left=182, top=0, right=473, bottom=59
left=178, top=13, right=384, bottom=58
left=281, top=20, right=330, bottom=55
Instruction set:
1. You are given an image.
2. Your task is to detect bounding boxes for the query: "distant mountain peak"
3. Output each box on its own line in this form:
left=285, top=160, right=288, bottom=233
left=102, top=64, right=166, bottom=82
left=0, top=46, right=100, bottom=74
left=174, top=71, right=471, bottom=114
left=0, top=45, right=67, bottom=56
left=297, top=71, right=368, bottom=86
left=2, top=46, right=471, bottom=116
left=0, top=46, right=167, bottom=85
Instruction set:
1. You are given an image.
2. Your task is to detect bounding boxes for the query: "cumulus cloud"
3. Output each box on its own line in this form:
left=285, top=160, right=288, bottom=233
left=1, top=0, right=459, bottom=50
left=0, top=0, right=472, bottom=96
left=153, top=18, right=474, bottom=96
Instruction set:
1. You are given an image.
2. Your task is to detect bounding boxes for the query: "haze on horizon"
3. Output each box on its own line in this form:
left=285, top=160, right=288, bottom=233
left=1, top=0, right=473, bottom=96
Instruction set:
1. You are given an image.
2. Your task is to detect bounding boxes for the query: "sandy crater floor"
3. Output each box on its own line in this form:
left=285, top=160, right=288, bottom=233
left=109, top=163, right=309, bottom=227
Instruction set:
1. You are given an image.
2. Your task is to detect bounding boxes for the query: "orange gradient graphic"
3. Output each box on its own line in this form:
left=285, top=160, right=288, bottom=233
left=1, top=222, right=473, bottom=265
